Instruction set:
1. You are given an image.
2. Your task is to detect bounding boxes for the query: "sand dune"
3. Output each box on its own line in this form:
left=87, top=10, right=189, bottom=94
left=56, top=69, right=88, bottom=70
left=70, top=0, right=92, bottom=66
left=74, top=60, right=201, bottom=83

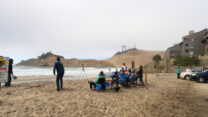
left=0, top=74, right=207, bottom=117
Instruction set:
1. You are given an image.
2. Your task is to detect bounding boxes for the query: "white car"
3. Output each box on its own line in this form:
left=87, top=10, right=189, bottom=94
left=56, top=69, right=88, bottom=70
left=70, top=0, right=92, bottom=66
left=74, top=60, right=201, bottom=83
left=180, top=67, right=203, bottom=80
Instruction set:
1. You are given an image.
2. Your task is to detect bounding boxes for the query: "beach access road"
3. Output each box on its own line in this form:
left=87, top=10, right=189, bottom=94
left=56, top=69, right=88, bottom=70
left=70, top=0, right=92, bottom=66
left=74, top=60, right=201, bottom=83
left=0, top=73, right=207, bottom=117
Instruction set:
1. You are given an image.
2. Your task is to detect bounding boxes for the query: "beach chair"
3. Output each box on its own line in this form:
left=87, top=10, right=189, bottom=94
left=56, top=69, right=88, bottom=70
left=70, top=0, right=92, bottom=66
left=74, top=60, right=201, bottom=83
left=119, top=72, right=131, bottom=87
left=109, top=71, right=119, bottom=88
left=105, top=71, right=121, bottom=92
left=130, top=74, right=138, bottom=86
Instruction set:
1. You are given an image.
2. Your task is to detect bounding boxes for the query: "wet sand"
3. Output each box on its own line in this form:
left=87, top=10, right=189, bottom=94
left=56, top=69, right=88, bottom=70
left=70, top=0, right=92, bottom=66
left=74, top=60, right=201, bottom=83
left=0, top=73, right=207, bottom=117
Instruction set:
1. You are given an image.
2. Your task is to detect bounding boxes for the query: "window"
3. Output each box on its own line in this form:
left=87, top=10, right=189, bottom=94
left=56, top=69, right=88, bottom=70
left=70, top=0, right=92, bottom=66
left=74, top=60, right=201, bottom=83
left=189, top=44, right=194, bottom=48
left=192, top=68, right=202, bottom=73
left=192, top=38, right=194, bottom=41
left=185, top=49, right=189, bottom=53
left=190, top=51, right=194, bottom=56
left=185, top=44, right=189, bottom=46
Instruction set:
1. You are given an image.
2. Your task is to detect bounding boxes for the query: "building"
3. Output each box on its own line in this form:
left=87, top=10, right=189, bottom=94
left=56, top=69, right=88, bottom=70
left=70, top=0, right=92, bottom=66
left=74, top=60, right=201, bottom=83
left=181, top=29, right=208, bottom=56
left=201, top=31, right=208, bottom=55
left=164, top=43, right=182, bottom=59
left=165, top=28, right=208, bottom=59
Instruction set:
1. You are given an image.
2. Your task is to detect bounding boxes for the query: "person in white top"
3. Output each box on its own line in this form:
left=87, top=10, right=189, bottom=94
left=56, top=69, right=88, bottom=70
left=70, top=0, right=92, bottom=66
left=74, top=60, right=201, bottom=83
left=186, top=68, right=191, bottom=72
left=122, top=63, right=127, bottom=72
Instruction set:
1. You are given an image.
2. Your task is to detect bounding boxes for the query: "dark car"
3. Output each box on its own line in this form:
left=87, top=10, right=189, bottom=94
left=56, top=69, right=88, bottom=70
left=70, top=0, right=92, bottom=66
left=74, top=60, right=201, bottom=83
left=192, top=70, right=208, bottom=83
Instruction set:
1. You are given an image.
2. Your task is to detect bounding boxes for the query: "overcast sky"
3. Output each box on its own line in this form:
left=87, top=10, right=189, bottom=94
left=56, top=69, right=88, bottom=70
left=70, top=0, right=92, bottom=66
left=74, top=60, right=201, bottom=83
left=0, top=0, right=208, bottom=63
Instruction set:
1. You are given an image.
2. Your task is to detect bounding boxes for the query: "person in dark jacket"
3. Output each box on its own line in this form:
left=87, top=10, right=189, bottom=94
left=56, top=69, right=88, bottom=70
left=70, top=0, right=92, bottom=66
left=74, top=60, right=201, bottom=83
left=137, top=65, right=145, bottom=86
left=53, top=57, right=65, bottom=91
left=5, top=59, right=13, bottom=87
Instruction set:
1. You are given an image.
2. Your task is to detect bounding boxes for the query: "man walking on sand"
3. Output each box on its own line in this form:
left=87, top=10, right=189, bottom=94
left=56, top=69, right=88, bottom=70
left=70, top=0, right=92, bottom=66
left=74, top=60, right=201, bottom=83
left=53, top=57, right=65, bottom=91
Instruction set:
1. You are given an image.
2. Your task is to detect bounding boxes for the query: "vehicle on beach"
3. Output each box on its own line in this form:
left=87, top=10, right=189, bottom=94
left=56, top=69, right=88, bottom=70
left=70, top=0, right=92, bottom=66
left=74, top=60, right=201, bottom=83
left=180, top=67, right=203, bottom=80
left=191, top=70, right=208, bottom=83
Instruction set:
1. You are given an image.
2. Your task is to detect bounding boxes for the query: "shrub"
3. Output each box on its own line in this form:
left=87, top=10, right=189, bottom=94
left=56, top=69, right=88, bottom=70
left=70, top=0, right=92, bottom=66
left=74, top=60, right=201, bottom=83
left=173, top=54, right=200, bottom=66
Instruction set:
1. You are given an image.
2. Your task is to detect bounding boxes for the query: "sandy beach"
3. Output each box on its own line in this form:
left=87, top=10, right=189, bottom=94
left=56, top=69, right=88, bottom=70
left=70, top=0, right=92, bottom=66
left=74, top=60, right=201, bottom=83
left=0, top=73, right=208, bottom=117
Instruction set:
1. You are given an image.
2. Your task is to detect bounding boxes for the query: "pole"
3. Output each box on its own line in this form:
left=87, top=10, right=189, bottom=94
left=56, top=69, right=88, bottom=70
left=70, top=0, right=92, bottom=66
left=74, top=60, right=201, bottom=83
left=166, top=59, right=169, bottom=73
left=145, top=64, right=148, bottom=84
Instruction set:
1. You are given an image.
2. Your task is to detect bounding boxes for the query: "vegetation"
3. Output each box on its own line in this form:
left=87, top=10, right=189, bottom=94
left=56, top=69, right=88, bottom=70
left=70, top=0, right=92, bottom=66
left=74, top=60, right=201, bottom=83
left=173, top=54, right=200, bottom=66
left=38, top=52, right=64, bottom=60
left=153, top=54, right=162, bottom=64
left=152, top=54, right=162, bottom=73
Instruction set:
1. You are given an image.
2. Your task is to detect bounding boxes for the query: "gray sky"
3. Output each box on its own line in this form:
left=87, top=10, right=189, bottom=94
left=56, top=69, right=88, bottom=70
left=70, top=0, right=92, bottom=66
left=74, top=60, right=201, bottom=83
left=0, top=0, right=208, bottom=63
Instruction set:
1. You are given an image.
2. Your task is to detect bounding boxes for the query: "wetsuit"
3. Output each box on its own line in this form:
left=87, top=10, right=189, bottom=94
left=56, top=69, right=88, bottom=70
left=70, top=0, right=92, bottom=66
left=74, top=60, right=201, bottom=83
left=53, top=61, right=65, bottom=91
left=5, top=63, right=13, bottom=86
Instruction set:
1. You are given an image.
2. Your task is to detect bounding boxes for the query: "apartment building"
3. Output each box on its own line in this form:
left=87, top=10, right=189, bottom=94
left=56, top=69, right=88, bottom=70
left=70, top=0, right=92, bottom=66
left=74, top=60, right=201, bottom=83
left=165, top=28, right=208, bottom=59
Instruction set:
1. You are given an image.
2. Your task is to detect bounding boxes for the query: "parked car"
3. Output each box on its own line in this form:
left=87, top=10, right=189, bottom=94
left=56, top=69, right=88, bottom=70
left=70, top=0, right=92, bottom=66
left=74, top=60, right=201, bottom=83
left=180, top=67, right=203, bottom=80
left=192, top=70, right=208, bottom=83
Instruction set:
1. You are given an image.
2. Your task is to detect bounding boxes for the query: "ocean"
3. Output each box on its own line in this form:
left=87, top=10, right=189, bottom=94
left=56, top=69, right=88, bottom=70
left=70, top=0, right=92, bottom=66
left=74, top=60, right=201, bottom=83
left=14, top=66, right=116, bottom=78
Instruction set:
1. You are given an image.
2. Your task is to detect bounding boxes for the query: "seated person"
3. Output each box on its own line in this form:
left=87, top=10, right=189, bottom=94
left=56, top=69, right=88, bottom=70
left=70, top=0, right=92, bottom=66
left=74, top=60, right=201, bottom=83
left=119, top=71, right=131, bottom=84
left=89, top=71, right=105, bottom=90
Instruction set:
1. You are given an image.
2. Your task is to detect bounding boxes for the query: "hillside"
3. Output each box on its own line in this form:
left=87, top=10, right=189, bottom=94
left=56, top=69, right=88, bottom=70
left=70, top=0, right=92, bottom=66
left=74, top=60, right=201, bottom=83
left=17, top=50, right=165, bottom=68
left=17, top=52, right=113, bottom=67
left=106, top=49, right=165, bottom=68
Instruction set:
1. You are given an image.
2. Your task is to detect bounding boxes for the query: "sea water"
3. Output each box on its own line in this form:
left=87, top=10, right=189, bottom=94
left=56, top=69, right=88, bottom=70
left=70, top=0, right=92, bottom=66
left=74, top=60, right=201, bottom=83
left=14, top=66, right=116, bottom=79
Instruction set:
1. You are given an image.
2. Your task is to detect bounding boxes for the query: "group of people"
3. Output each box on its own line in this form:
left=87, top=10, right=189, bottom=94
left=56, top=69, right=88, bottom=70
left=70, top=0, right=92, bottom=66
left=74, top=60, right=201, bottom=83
left=89, top=63, right=145, bottom=90
left=5, top=57, right=145, bottom=92
left=54, top=61, right=146, bottom=91
left=122, top=63, right=145, bottom=86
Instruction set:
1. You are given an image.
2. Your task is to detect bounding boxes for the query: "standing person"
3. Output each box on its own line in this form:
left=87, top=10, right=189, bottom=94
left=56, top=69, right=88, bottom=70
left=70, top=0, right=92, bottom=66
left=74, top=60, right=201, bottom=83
left=137, top=65, right=145, bottom=86
left=122, top=63, right=127, bottom=72
left=53, top=57, right=65, bottom=91
left=5, top=59, right=13, bottom=87
left=177, top=67, right=181, bottom=79
left=186, top=67, right=191, bottom=72
left=131, top=61, right=135, bottom=71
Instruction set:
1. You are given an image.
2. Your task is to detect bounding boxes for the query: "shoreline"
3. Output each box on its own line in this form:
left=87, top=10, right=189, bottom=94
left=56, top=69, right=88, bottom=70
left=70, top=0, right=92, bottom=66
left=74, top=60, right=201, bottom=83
left=6, top=75, right=95, bottom=85
left=0, top=73, right=182, bottom=85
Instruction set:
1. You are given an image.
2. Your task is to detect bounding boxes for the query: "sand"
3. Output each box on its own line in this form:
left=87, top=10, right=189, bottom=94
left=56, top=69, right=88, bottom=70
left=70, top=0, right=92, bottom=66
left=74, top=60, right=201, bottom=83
left=0, top=73, right=208, bottom=117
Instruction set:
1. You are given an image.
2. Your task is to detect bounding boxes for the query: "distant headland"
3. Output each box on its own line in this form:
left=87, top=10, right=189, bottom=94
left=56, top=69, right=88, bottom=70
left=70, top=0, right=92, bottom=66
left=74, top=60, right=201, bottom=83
left=17, top=49, right=165, bottom=68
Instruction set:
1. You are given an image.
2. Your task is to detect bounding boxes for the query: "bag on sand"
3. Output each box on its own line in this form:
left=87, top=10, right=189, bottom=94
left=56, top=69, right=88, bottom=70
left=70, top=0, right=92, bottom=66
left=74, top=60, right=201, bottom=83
left=115, top=87, right=120, bottom=92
